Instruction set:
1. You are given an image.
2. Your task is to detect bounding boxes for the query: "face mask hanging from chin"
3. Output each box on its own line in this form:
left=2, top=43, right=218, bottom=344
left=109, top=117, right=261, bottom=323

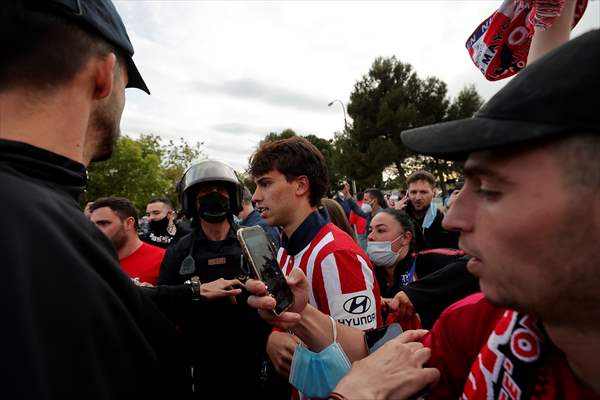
left=288, top=316, right=352, bottom=399
left=366, top=234, right=406, bottom=268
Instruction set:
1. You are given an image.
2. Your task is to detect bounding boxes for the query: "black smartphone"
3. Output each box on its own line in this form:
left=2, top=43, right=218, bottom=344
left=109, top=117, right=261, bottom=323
left=364, top=323, right=403, bottom=353
left=237, top=226, right=294, bottom=315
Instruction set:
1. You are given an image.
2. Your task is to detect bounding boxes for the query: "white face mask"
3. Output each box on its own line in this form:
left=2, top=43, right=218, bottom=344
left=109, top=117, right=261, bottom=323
left=366, top=234, right=406, bottom=268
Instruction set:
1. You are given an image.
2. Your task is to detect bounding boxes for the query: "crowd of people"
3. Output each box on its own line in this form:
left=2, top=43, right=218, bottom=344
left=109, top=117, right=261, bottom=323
left=1, top=0, right=598, bottom=399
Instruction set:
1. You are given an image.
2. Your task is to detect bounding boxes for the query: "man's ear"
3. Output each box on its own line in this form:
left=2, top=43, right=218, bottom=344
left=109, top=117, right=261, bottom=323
left=295, top=175, right=310, bottom=198
left=92, top=53, right=117, bottom=100
left=124, top=216, right=136, bottom=232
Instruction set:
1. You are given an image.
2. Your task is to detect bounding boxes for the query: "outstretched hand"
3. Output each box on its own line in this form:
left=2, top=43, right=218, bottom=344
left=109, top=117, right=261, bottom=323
left=201, top=278, right=243, bottom=301
left=246, top=268, right=309, bottom=330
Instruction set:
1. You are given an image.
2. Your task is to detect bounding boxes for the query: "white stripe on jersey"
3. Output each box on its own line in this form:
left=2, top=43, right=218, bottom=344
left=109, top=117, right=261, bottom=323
left=321, top=253, right=342, bottom=314
left=305, top=231, right=335, bottom=307
left=357, top=253, right=375, bottom=290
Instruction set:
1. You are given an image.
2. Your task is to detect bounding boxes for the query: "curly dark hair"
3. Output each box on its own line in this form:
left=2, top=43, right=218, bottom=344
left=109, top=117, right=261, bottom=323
left=248, top=136, right=329, bottom=207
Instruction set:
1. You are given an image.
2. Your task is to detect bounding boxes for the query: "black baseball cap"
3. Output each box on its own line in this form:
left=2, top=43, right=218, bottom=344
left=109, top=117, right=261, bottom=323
left=401, top=29, right=600, bottom=159
left=29, top=0, right=150, bottom=94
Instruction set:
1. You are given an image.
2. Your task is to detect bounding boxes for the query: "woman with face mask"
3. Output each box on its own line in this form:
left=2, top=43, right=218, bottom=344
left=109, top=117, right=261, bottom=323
left=367, top=209, right=416, bottom=298
left=366, top=209, right=464, bottom=324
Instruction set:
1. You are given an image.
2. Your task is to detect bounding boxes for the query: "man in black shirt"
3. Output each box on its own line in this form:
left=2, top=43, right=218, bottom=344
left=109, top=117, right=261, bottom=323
left=0, top=1, right=184, bottom=398
left=142, top=197, right=191, bottom=248
left=399, top=170, right=459, bottom=250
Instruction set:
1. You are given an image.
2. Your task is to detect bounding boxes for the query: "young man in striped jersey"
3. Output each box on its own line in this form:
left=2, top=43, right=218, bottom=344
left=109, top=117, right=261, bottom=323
left=249, top=136, right=382, bottom=382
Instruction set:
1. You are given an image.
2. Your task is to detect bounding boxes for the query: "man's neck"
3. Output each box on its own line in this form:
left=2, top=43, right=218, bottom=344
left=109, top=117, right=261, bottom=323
left=544, top=322, right=600, bottom=393
left=282, top=202, right=317, bottom=239
left=200, top=219, right=231, bottom=241
left=118, top=236, right=143, bottom=260
left=411, top=205, right=429, bottom=221
left=0, top=87, right=93, bottom=166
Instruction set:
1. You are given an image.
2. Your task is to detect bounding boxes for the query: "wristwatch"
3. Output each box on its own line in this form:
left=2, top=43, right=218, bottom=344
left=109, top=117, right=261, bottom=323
left=184, top=276, right=201, bottom=300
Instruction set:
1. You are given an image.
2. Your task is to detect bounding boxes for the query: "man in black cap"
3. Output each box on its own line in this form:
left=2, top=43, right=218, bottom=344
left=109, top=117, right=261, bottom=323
left=243, top=26, right=600, bottom=400
left=0, top=1, right=186, bottom=398
left=399, top=26, right=600, bottom=399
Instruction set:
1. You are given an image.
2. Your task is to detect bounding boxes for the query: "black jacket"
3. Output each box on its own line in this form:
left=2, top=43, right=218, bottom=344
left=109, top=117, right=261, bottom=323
left=0, top=139, right=185, bottom=399
left=159, top=224, right=270, bottom=398
left=407, top=203, right=459, bottom=250
left=404, top=258, right=480, bottom=329
left=375, top=248, right=466, bottom=300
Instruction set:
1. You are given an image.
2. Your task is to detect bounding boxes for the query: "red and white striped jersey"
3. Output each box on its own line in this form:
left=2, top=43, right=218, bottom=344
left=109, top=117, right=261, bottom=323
left=278, top=218, right=382, bottom=331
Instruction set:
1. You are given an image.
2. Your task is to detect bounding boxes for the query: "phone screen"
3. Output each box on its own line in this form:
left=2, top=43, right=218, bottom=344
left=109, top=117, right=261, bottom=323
left=241, top=228, right=294, bottom=315
left=364, top=323, right=403, bottom=353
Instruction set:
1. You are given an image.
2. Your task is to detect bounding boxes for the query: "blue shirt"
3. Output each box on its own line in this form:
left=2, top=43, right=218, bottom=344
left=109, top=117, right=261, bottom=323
left=240, top=209, right=281, bottom=249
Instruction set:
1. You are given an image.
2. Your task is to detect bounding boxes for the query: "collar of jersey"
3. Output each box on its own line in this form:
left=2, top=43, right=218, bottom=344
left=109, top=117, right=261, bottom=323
left=282, top=208, right=329, bottom=256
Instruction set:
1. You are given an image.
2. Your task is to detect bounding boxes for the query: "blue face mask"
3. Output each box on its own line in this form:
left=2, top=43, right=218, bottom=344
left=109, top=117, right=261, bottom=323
left=289, top=316, right=351, bottom=398
left=366, top=233, right=406, bottom=268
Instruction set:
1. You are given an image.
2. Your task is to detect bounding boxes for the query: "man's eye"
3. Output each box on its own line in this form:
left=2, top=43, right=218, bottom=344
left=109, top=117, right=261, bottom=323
left=475, top=188, right=500, bottom=200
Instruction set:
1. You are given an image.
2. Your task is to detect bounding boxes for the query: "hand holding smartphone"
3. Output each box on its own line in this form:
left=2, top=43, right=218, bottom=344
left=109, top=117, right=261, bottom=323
left=237, top=226, right=294, bottom=315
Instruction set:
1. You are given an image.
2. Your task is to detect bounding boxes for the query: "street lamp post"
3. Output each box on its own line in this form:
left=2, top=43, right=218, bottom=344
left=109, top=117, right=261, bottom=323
left=328, top=99, right=348, bottom=130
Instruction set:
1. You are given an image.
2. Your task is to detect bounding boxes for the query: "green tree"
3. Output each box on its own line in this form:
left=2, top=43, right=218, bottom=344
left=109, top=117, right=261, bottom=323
left=340, top=56, right=482, bottom=193
left=86, top=135, right=205, bottom=211
left=259, top=128, right=297, bottom=146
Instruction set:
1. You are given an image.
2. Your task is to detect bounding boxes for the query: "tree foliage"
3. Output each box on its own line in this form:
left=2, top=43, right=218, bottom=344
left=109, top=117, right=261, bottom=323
left=338, top=56, right=483, bottom=192
left=86, top=134, right=205, bottom=211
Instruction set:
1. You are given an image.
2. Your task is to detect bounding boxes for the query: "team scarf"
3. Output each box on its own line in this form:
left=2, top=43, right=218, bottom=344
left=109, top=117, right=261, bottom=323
left=461, top=310, right=557, bottom=399
left=466, top=0, right=588, bottom=81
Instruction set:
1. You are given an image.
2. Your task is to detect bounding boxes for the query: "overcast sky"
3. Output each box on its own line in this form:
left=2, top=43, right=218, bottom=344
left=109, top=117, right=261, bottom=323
left=115, top=1, right=599, bottom=171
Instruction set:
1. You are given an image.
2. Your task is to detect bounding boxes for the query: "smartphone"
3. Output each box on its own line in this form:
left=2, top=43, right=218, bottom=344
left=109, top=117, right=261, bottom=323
left=364, top=323, right=403, bottom=353
left=237, top=226, right=294, bottom=315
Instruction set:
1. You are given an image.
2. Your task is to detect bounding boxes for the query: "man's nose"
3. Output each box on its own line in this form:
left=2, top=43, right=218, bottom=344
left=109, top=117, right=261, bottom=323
left=442, top=189, right=472, bottom=233
left=251, top=189, right=260, bottom=203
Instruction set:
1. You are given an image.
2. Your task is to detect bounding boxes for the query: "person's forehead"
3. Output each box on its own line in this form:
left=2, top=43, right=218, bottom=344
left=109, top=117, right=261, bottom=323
left=463, top=149, right=520, bottom=180
left=408, top=180, right=433, bottom=190
left=146, top=202, right=167, bottom=212
left=255, top=169, right=286, bottom=182
left=371, top=212, right=395, bottom=227
left=90, top=207, right=119, bottom=221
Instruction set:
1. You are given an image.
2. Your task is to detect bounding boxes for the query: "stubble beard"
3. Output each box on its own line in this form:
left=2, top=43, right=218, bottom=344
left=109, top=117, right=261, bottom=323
left=90, top=90, right=121, bottom=162
left=112, top=225, right=128, bottom=253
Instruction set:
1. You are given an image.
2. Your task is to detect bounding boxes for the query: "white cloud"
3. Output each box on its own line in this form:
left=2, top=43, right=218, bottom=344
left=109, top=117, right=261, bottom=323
left=115, top=0, right=600, bottom=171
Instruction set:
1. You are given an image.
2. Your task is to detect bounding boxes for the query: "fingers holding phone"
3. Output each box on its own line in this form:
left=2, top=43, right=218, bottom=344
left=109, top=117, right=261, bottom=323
left=246, top=268, right=309, bottom=330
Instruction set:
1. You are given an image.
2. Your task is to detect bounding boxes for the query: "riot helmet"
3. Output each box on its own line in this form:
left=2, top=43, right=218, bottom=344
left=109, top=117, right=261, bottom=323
left=178, top=160, right=244, bottom=221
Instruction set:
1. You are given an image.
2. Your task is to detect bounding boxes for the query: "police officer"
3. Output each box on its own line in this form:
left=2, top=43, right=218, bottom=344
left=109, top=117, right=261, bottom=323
left=158, top=160, right=270, bottom=398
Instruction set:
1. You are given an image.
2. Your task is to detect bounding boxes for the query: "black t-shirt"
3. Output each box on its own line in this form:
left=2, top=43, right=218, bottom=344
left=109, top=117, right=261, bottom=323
left=0, top=139, right=185, bottom=399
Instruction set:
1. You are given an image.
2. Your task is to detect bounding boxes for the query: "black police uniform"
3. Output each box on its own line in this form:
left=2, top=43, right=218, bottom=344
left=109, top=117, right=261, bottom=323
left=158, top=224, right=270, bottom=398
left=0, top=139, right=186, bottom=399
